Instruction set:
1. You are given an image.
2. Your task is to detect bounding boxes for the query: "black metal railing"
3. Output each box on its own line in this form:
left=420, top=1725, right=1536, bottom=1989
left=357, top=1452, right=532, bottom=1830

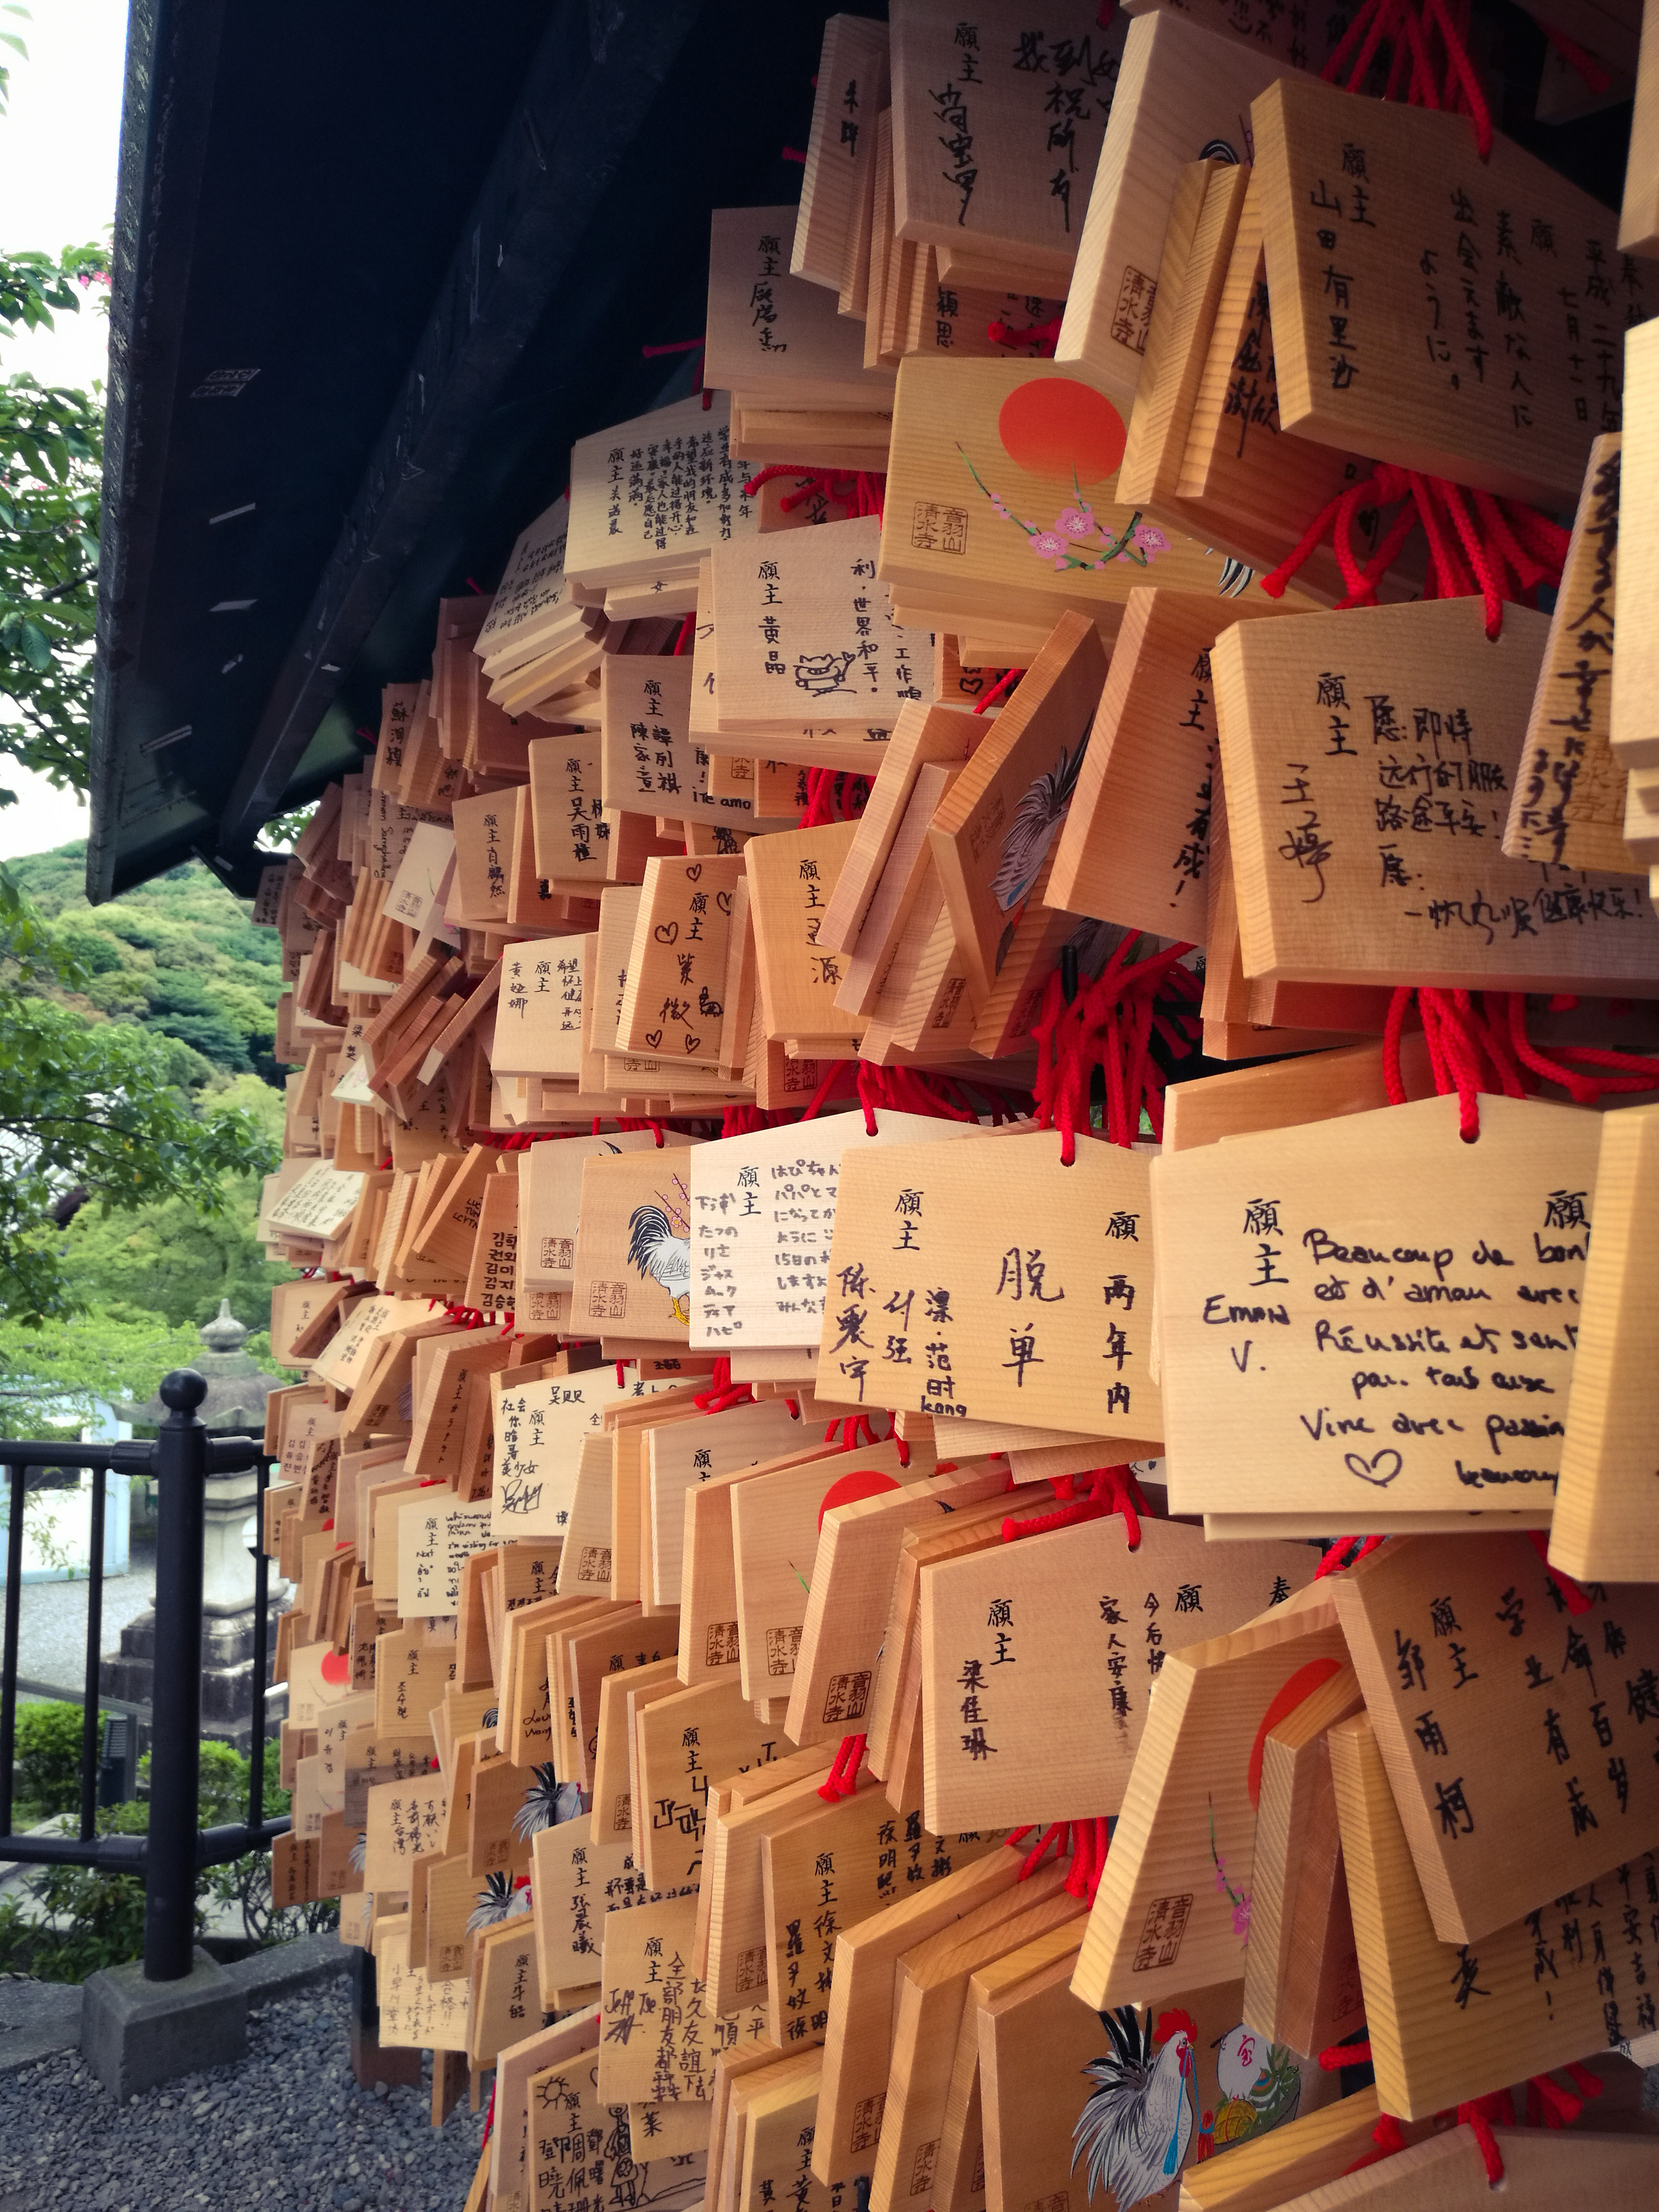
left=0, top=1368, right=289, bottom=1980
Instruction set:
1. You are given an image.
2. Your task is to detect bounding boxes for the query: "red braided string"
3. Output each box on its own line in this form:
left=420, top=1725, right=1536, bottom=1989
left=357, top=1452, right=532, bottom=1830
left=817, top=1732, right=868, bottom=1801
left=693, top=1356, right=756, bottom=1415
left=986, top=317, right=1061, bottom=356
left=1031, top=938, right=1201, bottom=1164
left=1382, top=988, right=1659, bottom=1140
left=1003, top=1465, right=1148, bottom=1548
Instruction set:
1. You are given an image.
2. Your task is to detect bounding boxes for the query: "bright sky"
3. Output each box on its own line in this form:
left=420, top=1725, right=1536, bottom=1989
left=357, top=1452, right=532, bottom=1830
left=0, top=0, right=131, bottom=866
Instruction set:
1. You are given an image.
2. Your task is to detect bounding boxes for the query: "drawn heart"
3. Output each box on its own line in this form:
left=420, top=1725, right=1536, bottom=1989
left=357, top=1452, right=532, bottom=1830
left=715, top=890, right=733, bottom=914
left=653, top=921, right=679, bottom=944
left=645, top=1030, right=663, bottom=1050
left=1344, top=1449, right=1403, bottom=1487
left=685, top=864, right=702, bottom=882
left=685, top=1034, right=702, bottom=1055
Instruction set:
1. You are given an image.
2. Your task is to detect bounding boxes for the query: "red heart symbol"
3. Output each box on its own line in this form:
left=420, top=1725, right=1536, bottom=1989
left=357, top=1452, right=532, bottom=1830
left=321, top=1649, right=351, bottom=1686
left=653, top=921, right=679, bottom=944
left=646, top=1030, right=663, bottom=1050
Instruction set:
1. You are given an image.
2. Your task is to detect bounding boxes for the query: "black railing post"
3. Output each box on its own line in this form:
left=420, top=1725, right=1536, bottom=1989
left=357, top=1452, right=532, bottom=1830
left=144, top=1371, right=209, bottom=1981
left=78, top=1458, right=109, bottom=1843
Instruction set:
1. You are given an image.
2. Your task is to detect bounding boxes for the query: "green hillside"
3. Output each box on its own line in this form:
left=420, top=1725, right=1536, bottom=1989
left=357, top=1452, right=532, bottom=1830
left=7, top=841, right=286, bottom=1087
left=0, top=844, right=293, bottom=1399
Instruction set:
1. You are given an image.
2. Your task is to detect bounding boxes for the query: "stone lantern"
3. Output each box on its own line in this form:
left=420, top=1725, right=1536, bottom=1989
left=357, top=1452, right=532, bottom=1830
left=102, top=1301, right=288, bottom=1752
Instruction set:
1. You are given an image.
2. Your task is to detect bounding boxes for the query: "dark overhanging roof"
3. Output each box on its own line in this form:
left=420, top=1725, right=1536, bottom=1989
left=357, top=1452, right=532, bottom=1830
left=86, top=0, right=835, bottom=903
left=85, top=0, right=1629, bottom=906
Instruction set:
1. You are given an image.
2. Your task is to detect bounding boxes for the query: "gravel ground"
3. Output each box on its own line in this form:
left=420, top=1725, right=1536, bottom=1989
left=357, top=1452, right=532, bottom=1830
left=0, top=1982, right=485, bottom=2212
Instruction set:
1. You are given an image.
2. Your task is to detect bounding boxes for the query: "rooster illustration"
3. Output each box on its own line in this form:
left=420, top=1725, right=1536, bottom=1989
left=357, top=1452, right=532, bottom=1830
left=511, top=1761, right=562, bottom=1841
left=990, top=742, right=1085, bottom=913
left=1072, top=2006, right=1197, bottom=2210
left=466, top=1870, right=532, bottom=1932
left=627, top=1176, right=692, bottom=1322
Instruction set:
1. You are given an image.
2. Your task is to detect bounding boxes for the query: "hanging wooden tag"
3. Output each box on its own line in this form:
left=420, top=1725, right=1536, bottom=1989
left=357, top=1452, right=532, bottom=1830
left=707, top=200, right=893, bottom=404
left=1331, top=1531, right=1659, bottom=1944
left=373, top=1919, right=470, bottom=2052
left=1503, top=436, right=1633, bottom=871
left=920, top=1516, right=1317, bottom=1831
left=526, top=2041, right=708, bottom=2212
left=492, top=945, right=585, bottom=1081
left=618, top=854, right=745, bottom=1063
left=871, top=1887, right=1089, bottom=2212
left=409, top=1333, right=515, bottom=1478
left=600, top=653, right=755, bottom=829
left=648, top=1399, right=810, bottom=1607
left=461, top=1169, right=518, bottom=1316
left=709, top=517, right=926, bottom=733
left=396, top=1495, right=494, bottom=1618
left=599, top=1890, right=768, bottom=2105
left=888, top=0, right=1125, bottom=291
left=679, top=1443, right=847, bottom=1685
left=1252, top=74, right=1653, bottom=511
left=1046, top=587, right=1288, bottom=935
left=735, top=2048, right=840, bottom=2212
left=1248, top=2126, right=1659, bottom=2211
left=1153, top=1092, right=1603, bottom=1516
left=881, top=357, right=1248, bottom=641
left=565, top=393, right=757, bottom=591
left=373, top=1627, right=457, bottom=1735
left=557, top=1432, right=618, bottom=1599
left=1176, top=2085, right=1394, bottom=2210
left=813, top=1849, right=1032, bottom=2185
left=561, top=1611, right=676, bottom=1795
left=518, top=1126, right=667, bottom=1296
left=706, top=1759, right=863, bottom=2011
left=818, top=1131, right=1163, bottom=1447
left=1213, top=597, right=1659, bottom=994
left=491, top=2012, right=602, bottom=2212
left=746, top=821, right=868, bottom=1047
left=1329, top=1707, right=1658, bottom=2117
left=1242, top=1661, right=1367, bottom=2058
left=571, top=1144, right=706, bottom=1343
left=925, top=611, right=1104, bottom=1001
left=689, top=1108, right=982, bottom=1353
left=1552, top=1104, right=1659, bottom=1581
left=1072, top=1587, right=1347, bottom=2010
left=793, top=14, right=890, bottom=292
left=589, top=1653, right=682, bottom=1846
left=787, top=1460, right=1008, bottom=1749
left=730, top=1441, right=940, bottom=1703
left=362, top=1771, right=449, bottom=1891
left=760, top=1783, right=1012, bottom=2051
left=634, top=1673, right=796, bottom=1890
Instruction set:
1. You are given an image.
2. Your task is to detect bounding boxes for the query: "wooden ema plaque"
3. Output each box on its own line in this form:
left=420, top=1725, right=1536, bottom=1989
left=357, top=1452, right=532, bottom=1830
left=687, top=1107, right=979, bottom=1352
left=921, top=1512, right=1320, bottom=1831
left=1330, top=1532, right=1659, bottom=1945
left=1503, top=436, right=1634, bottom=873
left=791, top=15, right=890, bottom=294
left=705, top=204, right=894, bottom=412
left=1057, top=12, right=1288, bottom=409
left=1253, top=73, right=1654, bottom=511
left=1153, top=1092, right=1602, bottom=1518
left=889, top=1, right=1127, bottom=288
left=1071, top=1588, right=1349, bottom=2010
left=1553, top=1105, right=1659, bottom=1583
left=710, top=517, right=928, bottom=734
left=564, top=393, right=757, bottom=591
left=598, top=1890, right=767, bottom=2106
left=817, top=1130, right=1164, bottom=1448
left=1330, top=1707, right=1658, bottom=2118
left=878, top=356, right=1255, bottom=638
left=1046, top=587, right=1289, bottom=936
left=1212, top=597, right=1659, bottom=995
left=528, top=2042, right=706, bottom=2212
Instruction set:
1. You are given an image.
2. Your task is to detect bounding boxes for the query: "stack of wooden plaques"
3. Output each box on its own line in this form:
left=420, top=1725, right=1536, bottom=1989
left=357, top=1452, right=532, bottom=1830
left=243, top=7, right=1659, bottom=2209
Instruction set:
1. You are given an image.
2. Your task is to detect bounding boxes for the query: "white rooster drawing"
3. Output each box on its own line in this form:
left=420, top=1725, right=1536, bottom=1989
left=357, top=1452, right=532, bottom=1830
left=627, top=1175, right=692, bottom=1323
left=990, top=741, right=1085, bottom=914
left=1071, top=2005, right=1197, bottom=2210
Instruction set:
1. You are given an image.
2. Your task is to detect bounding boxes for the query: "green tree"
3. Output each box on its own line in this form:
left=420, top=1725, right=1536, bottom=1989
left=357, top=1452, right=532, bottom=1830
left=1, top=8, right=108, bottom=798
left=0, top=878, right=279, bottom=1330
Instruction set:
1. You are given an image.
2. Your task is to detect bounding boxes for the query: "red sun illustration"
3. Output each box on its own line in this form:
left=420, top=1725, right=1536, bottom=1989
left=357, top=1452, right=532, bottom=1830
left=818, top=1468, right=901, bottom=1530
left=320, top=1648, right=352, bottom=1687
left=1246, top=1656, right=1346, bottom=1810
left=997, top=376, right=1127, bottom=483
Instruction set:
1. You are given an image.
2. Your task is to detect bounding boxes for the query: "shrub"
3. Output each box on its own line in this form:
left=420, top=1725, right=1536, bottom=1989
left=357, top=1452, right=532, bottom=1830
left=12, top=1698, right=93, bottom=1817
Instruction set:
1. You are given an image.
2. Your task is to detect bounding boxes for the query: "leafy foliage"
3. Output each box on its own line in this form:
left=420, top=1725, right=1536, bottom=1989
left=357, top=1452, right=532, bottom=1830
left=0, top=1719, right=328, bottom=1978
left=12, top=1694, right=93, bottom=1816
left=0, top=857, right=280, bottom=1330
